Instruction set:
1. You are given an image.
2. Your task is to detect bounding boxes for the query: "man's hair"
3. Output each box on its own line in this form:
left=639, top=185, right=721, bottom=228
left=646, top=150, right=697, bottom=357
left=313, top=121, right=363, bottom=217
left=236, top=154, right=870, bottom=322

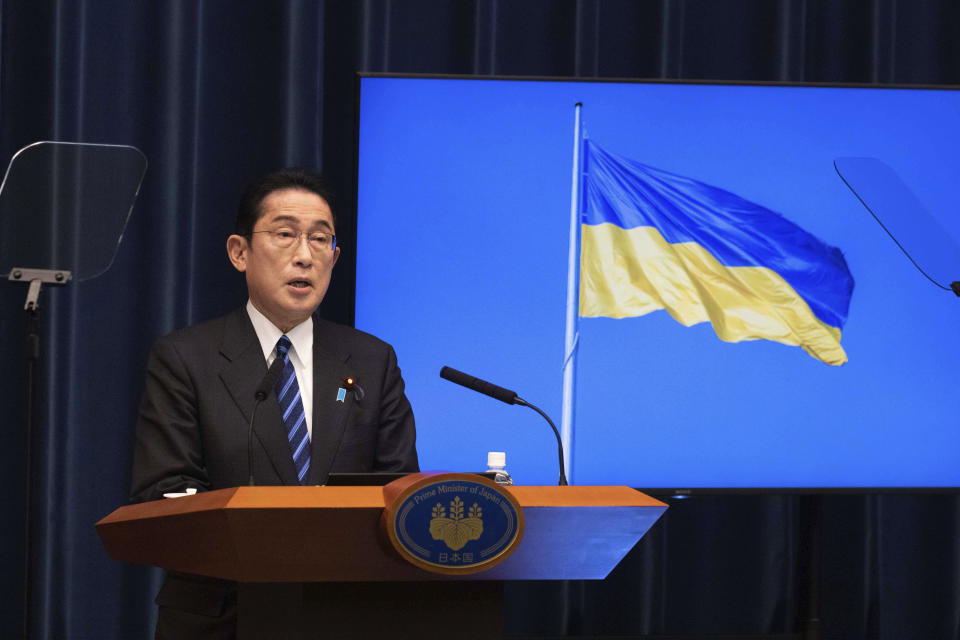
left=235, top=168, right=338, bottom=238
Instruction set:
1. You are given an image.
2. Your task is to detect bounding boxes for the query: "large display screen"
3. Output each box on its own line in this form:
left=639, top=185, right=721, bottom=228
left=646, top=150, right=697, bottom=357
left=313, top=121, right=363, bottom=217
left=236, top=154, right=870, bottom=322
left=355, top=75, right=960, bottom=489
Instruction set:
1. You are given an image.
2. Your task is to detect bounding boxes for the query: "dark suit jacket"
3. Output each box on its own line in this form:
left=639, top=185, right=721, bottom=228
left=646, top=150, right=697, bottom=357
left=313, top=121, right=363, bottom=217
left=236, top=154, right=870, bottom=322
left=129, top=308, right=418, bottom=637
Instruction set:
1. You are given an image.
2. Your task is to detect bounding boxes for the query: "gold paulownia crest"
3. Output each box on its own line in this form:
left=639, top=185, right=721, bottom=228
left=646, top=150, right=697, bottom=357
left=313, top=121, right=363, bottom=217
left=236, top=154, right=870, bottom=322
left=429, top=496, right=483, bottom=551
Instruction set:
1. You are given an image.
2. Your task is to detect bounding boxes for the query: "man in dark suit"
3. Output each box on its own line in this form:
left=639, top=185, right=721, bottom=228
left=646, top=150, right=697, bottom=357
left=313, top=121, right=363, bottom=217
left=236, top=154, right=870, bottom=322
left=130, top=168, right=418, bottom=638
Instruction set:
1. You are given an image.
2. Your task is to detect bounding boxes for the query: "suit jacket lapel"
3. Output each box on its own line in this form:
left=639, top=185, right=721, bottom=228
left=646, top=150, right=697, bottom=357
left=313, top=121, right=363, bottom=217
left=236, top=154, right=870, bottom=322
left=308, top=320, right=353, bottom=485
left=218, top=309, right=299, bottom=486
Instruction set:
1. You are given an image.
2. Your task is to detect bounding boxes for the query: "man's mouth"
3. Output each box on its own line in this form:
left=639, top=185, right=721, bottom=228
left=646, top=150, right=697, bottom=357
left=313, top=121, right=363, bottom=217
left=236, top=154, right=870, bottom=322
left=288, top=280, right=312, bottom=289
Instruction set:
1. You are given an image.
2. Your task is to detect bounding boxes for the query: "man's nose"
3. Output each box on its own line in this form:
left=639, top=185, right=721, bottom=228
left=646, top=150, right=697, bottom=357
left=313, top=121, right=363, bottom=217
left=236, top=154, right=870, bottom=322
left=293, top=233, right=313, bottom=264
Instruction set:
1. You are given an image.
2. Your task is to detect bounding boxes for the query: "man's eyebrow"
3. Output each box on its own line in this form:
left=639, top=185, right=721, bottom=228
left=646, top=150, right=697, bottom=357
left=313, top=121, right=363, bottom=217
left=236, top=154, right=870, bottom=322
left=266, top=214, right=334, bottom=231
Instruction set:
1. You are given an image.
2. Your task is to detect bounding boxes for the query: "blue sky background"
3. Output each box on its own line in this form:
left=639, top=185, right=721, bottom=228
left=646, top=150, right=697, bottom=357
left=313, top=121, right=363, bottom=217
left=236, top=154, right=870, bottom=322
left=356, top=77, right=960, bottom=488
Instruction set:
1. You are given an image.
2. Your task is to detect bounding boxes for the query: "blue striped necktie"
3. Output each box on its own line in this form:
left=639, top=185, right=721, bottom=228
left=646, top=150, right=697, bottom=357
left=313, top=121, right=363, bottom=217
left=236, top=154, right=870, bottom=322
left=274, top=336, right=310, bottom=485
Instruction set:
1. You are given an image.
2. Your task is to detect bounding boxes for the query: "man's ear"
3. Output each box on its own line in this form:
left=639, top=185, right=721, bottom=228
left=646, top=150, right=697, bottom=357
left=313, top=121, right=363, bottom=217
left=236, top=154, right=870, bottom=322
left=332, top=245, right=341, bottom=268
left=226, top=235, right=249, bottom=272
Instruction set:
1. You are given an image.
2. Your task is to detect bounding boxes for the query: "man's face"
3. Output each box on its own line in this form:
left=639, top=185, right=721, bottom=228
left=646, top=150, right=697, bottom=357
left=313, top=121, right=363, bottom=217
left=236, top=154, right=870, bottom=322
left=227, top=188, right=340, bottom=332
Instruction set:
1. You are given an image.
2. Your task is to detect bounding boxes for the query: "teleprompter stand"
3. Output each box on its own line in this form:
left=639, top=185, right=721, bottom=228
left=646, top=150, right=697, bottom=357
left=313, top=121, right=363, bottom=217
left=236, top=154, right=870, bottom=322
left=1, top=142, right=146, bottom=640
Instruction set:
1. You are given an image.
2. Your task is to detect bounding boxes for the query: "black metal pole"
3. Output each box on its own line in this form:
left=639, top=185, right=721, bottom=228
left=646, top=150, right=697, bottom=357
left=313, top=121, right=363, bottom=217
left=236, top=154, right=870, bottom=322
left=23, top=307, right=39, bottom=640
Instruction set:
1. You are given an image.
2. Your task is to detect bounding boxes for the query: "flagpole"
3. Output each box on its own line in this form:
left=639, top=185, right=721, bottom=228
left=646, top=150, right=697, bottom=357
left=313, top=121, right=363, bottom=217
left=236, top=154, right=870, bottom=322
left=561, top=103, right=583, bottom=485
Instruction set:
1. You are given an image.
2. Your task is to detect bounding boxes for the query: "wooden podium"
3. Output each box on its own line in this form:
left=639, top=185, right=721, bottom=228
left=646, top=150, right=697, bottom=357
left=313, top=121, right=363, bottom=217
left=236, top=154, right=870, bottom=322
left=97, top=485, right=666, bottom=639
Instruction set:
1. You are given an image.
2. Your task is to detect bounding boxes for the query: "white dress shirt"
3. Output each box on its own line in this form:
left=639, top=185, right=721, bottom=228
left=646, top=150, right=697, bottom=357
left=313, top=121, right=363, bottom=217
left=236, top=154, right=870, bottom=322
left=246, top=300, right=314, bottom=439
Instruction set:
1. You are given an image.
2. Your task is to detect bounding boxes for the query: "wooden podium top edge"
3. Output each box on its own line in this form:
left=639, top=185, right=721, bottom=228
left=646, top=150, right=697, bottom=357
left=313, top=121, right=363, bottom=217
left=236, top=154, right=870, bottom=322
left=506, top=486, right=666, bottom=507
left=97, top=486, right=665, bottom=525
left=225, top=485, right=666, bottom=508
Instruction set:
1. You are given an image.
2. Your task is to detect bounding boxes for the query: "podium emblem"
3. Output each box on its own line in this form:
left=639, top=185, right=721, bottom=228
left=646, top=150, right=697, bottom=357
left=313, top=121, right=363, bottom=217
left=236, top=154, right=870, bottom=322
left=430, top=496, right=483, bottom=550
left=383, top=473, right=523, bottom=575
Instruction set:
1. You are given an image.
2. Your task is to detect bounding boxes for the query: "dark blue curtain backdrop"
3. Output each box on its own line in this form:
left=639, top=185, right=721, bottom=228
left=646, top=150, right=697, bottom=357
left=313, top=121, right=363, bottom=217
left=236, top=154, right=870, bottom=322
left=0, top=1, right=958, bottom=638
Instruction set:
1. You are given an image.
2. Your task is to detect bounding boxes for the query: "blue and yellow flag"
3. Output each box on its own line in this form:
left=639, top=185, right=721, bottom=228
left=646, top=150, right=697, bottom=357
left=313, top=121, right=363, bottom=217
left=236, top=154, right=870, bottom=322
left=580, top=140, right=855, bottom=365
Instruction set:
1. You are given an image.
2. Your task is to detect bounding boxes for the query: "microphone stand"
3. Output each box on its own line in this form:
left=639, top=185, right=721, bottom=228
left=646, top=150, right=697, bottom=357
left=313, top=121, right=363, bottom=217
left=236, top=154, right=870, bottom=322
left=439, top=366, right=568, bottom=486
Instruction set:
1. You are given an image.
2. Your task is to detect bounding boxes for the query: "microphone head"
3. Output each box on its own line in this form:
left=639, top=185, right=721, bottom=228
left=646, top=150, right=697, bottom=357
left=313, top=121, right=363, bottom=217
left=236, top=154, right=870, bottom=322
left=254, top=355, right=286, bottom=401
left=439, top=365, right=518, bottom=405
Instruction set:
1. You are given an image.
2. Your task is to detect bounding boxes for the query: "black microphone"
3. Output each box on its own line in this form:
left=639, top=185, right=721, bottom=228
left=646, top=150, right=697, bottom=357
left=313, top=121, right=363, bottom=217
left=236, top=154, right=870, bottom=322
left=439, top=366, right=568, bottom=486
left=440, top=366, right=519, bottom=405
left=255, top=356, right=285, bottom=400
left=249, top=356, right=285, bottom=485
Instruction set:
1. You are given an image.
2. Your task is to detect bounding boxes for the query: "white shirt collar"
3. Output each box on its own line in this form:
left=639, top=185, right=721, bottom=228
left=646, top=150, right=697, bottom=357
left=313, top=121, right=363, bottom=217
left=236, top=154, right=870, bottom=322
left=245, top=300, right=313, bottom=367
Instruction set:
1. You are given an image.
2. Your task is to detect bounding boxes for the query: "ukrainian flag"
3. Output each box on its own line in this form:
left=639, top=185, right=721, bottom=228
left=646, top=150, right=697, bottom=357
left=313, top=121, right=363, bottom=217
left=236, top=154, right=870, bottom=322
left=579, top=139, right=854, bottom=366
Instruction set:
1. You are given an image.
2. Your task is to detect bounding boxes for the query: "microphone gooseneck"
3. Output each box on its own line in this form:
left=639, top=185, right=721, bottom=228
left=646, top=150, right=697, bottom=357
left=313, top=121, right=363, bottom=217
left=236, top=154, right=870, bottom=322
left=249, top=356, right=285, bottom=485
left=439, top=365, right=568, bottom=486
left=513, top=396, right=568, bottom=486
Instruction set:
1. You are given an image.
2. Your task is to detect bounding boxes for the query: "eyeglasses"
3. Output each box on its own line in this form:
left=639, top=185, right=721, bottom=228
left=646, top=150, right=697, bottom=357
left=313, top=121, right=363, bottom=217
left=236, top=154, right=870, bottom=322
left=251, top=229, right=337, bottom=253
